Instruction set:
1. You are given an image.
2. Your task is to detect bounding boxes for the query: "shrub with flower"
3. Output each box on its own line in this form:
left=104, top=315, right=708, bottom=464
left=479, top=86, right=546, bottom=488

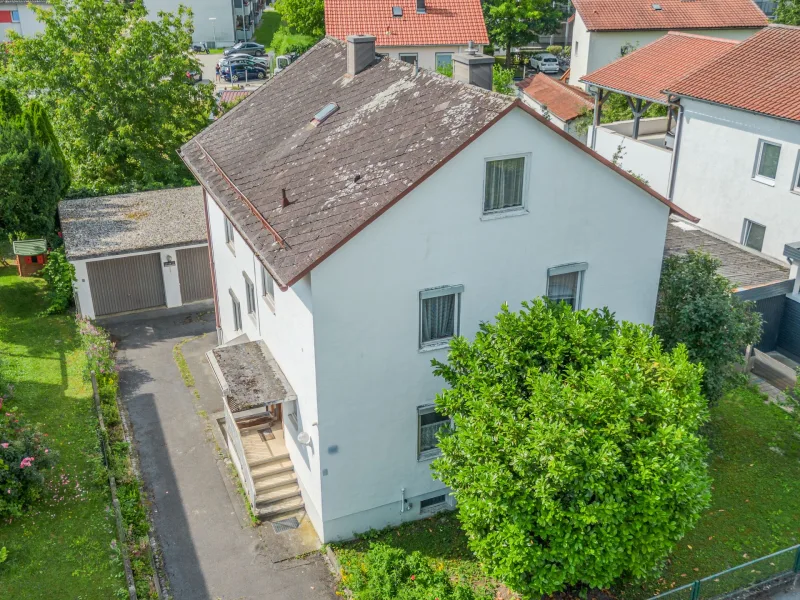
left=0, top=389, right=58, bottom=517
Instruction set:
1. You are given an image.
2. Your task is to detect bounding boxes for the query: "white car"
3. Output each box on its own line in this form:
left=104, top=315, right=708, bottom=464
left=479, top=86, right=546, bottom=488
left=531, top=53, right=560, bottom=74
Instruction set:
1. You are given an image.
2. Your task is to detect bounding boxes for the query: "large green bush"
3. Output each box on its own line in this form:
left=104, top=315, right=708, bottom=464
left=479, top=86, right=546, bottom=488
left=655, top=251, right=762, bottom=403
left=39, top=247, right=76, bottom=314
left=341, top=542, right=486, bottom=600
left=271, top=27, right=318, bottom=56
left=431, top=299, right=711, bottom=596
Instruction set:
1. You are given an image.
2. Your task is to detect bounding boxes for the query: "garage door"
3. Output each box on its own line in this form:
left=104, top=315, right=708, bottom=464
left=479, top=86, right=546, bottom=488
left=87, top=253, right=166, bottom=316
left=177, top=246, right=213, bottom=303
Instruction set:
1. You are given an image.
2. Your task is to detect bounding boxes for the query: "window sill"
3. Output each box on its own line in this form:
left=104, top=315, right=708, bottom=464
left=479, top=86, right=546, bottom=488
left=419, top=340, right=451, bottom=353
left=248, top=311, right=257, bottom=324
left=226, top=241, right=236, bottom=255
left=791, top=188, right=800, bottom=196
left=480, top=208, right=528, bottom=221
left=262, top=295, right=275, bottom=314
left=417, top=450, right=442, bottom=462
left=752, top=176, right=776, bottom=187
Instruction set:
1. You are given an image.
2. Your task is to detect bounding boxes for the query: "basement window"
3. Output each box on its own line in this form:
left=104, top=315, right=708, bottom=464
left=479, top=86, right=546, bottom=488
left=742, top=219, right=766, bottom=252
left=392, top=6, right=402, bottom=17
left=420, top=494, right=447, bottom=514
left=312, top=102, right=339, bottom=125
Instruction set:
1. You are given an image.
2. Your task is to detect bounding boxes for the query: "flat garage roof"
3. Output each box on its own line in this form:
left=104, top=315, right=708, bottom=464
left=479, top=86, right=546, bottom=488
left=59, top=187, right=207, bottom=261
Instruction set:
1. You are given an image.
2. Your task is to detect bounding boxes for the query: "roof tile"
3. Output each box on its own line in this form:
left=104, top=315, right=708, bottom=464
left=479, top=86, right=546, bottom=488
left=517, top=74, right=593, bottom=122
left=324, top=0, right=489, bottom=47
left=573, top=0, right=767, bottom=31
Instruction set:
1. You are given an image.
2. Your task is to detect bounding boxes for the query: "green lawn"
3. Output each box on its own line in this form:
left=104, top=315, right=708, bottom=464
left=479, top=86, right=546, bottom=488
left=334, top=386, right=800, bottom=600
left=253, top=10, right=282, bottom=48
left=0, top=266, right=124, bottom=598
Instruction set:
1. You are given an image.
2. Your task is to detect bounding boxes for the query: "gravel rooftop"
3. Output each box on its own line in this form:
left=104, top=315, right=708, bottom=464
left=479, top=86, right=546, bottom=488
left=59, top=187, right=207, bottom=260
left=664, top=217, right=790, bottom=291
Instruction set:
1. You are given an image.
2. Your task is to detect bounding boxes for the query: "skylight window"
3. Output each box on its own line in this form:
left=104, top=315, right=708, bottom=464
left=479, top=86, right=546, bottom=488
left=652, top=3, right=662, bottom=9
left=312, top=102, right=339, bottom=125
left=392, top=6, right=403, bottom=17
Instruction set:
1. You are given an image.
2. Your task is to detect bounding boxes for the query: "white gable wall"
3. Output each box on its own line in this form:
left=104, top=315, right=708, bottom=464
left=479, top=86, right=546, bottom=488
left=205, top=194, right=325, bottom=534
left=377, top=45, right=467, bottom=71
left=309, top=106, right=670, bottom=541
left=672, top=99, right=800, bottom=260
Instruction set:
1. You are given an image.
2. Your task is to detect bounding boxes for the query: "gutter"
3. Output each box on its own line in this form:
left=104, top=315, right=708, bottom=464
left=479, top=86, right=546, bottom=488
left=666, top=96, right=684, bottom=201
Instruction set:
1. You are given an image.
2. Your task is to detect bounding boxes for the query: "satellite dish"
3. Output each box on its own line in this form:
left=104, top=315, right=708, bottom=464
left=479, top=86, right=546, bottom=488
left=297, top=431, right=312, bottom=446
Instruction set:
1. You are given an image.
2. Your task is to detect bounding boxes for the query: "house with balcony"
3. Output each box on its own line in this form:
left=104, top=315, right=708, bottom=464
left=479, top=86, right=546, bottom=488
left=324, top=0, right=488, bottom=72
left=568, top=0, right=767, bottom=89
left=581, top=31, right=739, bottom=196
left=583, top=25, right=800, bottom=262
left=179, top=34, right=695, bottom=542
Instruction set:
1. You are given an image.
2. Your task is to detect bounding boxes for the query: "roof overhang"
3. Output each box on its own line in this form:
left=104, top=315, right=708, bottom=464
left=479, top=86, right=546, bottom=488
left=580, top=80, right=669, bottom=106
left=662, top=91, right=800, bottom=125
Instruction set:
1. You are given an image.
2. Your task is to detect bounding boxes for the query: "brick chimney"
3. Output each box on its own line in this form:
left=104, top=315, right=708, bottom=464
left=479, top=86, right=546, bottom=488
left=347, top=35, right=377, bottom=76
left=453, top=42, right=494, bottom=91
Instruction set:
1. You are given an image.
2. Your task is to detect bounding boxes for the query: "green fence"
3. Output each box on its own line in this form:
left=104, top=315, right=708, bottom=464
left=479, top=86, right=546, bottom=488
left=650, top=544, right=800, bottom=600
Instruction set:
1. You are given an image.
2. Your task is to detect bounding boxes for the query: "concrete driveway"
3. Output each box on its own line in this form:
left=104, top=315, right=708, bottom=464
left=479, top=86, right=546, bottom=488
left=107, top=309, right=337, bottom=600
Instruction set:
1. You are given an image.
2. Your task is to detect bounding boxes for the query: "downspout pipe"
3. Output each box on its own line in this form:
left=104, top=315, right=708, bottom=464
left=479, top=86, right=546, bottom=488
left=666, top=97, right=684, bottom=201
left=202, top=188, right=223, bottom=343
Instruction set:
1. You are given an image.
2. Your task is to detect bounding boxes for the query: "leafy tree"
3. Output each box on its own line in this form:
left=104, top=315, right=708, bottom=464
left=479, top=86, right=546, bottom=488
left=483, top=0, right=563, bottom=66
left=0, top=89, right=68, bottom=239
left=492, top=64, right=516, bottom=95
left=4, top=0, right=214, bottom=194
left=273, top=0, right=324, bottom=37
left=271, top=27, right=318, bottom=56
left=432, top=300, right=711, bottom=596
left=655, top=251, right=762, bottom=403
left=776, top=0, right=800, bottom=25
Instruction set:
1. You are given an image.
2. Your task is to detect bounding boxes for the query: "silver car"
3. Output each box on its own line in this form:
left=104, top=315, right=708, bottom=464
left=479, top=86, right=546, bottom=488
left=223, top=41, right=266, bottom=57
left=531, top=53, right=560, bottom=74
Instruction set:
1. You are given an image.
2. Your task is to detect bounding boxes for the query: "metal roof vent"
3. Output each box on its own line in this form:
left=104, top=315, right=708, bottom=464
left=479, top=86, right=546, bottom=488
left=652, top=3, right=662, bottom=9
left=416, top=0, right=426, bottom=13
left=392, top=5, right=402, bottom=16
left=466, top=40, right=477, bottom=55
left=312, top=102, right=339, bottom=125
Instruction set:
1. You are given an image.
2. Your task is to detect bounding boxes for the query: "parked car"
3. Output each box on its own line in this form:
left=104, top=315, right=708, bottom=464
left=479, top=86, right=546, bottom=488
left=531, top=53, right=560, bottom=74
left=190, top=41, right=210, bottom=54
left=223, top=63, right=268, bottom=82
left=185, top=70, right=202, bottom=84
left=274, top=52, right=298, bottom=74
left=218, top=54, right=270, bottom=69
left=224, top=41, right=265, bottom=57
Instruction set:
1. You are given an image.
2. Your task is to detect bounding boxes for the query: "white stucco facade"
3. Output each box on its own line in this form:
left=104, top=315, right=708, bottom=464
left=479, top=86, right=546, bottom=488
left=377, top=45, right=468, bottom=71
left=671, top=99, right=800, bottom=260
left=205, top=106, right=672, bottom=542
left=568, top=12, right=760, bottom=88
left=143, top=0, right=236, bottom=46
left=518, top=92, right=587, bottom=143
left=0, top=2, right=47, bottom=42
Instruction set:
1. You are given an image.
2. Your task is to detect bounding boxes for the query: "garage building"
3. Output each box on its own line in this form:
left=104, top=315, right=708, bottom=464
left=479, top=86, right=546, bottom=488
left=60, top=187, right=213, bottom=319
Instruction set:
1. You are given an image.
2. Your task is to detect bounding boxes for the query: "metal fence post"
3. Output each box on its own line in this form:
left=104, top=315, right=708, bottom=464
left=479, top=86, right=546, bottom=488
left=690, top=580, right=701, bottom=600
left=793, top=546, right=800, bottom=573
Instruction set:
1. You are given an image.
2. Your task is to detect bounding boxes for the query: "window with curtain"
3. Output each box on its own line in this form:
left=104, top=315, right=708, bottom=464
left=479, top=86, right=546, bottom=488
left=484, top=156, right=526, bottom=213
left=418, top=406, right=450, bottom=460
left=755, top=139, right=781, bottom=181
left=546, top=263, right=587, bottom=310
left=419, top=285, right=463, bottom=347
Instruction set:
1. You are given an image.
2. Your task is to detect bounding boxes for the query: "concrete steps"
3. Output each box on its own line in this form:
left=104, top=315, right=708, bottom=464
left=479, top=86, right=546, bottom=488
left=256, top=496, right=305, bottom=520
left=254, top=470, right=297, bottom=492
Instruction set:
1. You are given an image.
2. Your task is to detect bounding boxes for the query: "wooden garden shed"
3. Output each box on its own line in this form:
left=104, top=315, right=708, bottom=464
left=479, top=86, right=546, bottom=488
left=12, top=239, right=48, bottom=277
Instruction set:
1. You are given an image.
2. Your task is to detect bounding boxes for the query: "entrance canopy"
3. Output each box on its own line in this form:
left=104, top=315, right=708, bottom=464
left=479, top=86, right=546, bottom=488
left=208, top=341, right=296, bottom=412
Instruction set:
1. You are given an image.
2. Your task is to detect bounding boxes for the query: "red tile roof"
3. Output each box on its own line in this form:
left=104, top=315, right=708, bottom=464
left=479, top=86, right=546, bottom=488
left=572, top=0, right=767, bottom=32
left=324, top=0, right=489, bottom=47
left=218, top=90, right=252, bottom=104
left=581, top=32, right=738, bottom=103
left=666, top=25, right=800, bottom=122
left=517, top=74, right=593, bottom=122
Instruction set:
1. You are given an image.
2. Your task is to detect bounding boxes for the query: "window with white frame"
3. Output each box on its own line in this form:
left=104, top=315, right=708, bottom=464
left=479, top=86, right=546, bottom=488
left=419, top=285, right=463, bottom=348
left=417, top=405, right=450, bottom=460
left=224, top=216, right=235, bottom=250
left=483, top=155, right=528, bottom=214
left=754, top=139, right=781, bottom=183
left=285, top=399, right=298, bottom=429
left=230, top=290, right=242, bottom=331
left=243, top=273, right=256, bottom=315
left=742, top=219, right=766, bottom=252
left=399, top=53, right=418, bottom=65
left=793, top=151, right=800, bottom=192
left=11, top=10, right=19, bottom=22
left=261, top=264, right=275, bottom=309
left=546, top=263, right=587, bottom=310
left=435, top=52, right=453, bottom=71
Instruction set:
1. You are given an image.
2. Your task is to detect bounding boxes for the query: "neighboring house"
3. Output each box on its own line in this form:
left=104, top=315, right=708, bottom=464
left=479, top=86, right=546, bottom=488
left=517, top=73, right=593, bottom=143
left=581, top=32, right=738, bottom=196
left=0, top=0, right=48, bottom=42
left=143, top=0, right=265, bottom=46
left=666, top=24, right=800, bottom=260
left=60, top=187, right=213, bottom=319
left=568, top=0, right=767, bottom=88
left=324, top=0, right=488, bottom=72
left=180, top=35, right=696, bottom=542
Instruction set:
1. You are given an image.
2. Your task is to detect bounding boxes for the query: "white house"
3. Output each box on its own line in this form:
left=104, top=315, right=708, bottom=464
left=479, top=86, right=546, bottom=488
left=180, top=35, right=696, bottom=542
left=0, top=0, right=47, bottom=42
left=324, top=0, right=489, bottom=72
left=568, top=0, right=766, bottom=88
left=517, top=73, right=594, bottom=143
left=60, top=187, right=213, bottom=319
left=142, top=0, right=262, bottom=46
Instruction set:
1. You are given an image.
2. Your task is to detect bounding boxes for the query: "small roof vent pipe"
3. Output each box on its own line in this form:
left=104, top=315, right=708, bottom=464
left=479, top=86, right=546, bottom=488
left=281, top=188, right=290, bottom=208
